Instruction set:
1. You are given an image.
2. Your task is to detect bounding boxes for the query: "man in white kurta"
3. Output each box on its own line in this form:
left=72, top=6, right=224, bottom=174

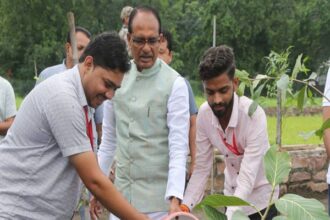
left=96, top=6, right=189, bottom=220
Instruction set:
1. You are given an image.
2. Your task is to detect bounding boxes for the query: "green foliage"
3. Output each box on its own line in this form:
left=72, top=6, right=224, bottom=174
left=196, top=194, right=251, bottom=210
left=198, top=144, right=328, bottom=220
left=275, top=194, right=329, bottom=220
left=264, top=145, right=291, bottom=187
left=248, top=101, right=258, bottom=117
left=315, top=118, right=330, bottom=139
left=201, top=205, right=227, bottom=220
left=1, top=0, right=330, bottom=82
left=232, top=210, right=250, bottom=220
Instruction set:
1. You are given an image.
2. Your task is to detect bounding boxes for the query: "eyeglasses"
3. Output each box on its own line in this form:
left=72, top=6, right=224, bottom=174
left=131, top=36, right=160, bottom=47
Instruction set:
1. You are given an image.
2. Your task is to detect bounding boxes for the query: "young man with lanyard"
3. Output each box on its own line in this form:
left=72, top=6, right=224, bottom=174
left=35, top=26, right=104, bottom=148
left=0, top=32, right=149, bottom=220
left=181, top=45, right=278, bottom=220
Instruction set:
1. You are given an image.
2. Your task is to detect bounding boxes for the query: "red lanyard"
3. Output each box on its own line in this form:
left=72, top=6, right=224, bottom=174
left=83, top=106, right=94, bottom=150
left=219, top=130, right=241, bottom=155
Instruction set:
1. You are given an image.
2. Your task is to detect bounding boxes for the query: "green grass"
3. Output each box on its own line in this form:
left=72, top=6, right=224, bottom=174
left=267, top=116, right=323, bottom=145
left=16, top=95, right=24, bottom=109
left=258, top=96, right=322, bottom=108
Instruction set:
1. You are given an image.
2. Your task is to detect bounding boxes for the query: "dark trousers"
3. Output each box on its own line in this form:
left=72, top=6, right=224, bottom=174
left=248, top=204, right=277, bottom=220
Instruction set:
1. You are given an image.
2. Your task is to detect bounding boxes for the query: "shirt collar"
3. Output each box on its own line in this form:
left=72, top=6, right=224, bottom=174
left=73, top=65, right=88, bottom=107
left=74, top=65, right=95, bottom=117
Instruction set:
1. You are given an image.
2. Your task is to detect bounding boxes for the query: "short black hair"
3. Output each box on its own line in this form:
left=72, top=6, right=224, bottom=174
left=79, top=32, right=131, bottom=73
left=162, top=29, right=173, bottom=52
left=128, top=6, right=162, bottom=34
left=199, top=45, right=236, bottom=81
left=66, top=26, right=91, bottom=44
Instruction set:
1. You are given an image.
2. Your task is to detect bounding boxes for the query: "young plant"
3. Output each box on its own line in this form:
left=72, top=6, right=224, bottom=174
left=196, top=145, right=329, bottom=220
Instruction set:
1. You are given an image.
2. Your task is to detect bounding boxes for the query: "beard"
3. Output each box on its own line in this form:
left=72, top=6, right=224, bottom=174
left=209, top=94, right=234, bottom=119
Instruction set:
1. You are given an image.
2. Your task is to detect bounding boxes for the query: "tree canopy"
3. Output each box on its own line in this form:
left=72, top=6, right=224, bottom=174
left=0, top=0, right=329, bottom=80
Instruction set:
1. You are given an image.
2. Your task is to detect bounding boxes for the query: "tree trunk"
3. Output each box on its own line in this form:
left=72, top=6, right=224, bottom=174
left=276, top=89, right=282, bottom=149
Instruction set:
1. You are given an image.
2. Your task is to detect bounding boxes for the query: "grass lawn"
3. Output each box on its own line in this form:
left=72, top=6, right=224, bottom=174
left=15, top=96, right=24, bottom=109
left=16, top=95, right=24, bottom=109
left=267, top=116, right=323, bottom=145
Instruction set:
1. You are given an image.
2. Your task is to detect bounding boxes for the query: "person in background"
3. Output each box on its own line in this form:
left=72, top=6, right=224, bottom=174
left=36, top=26, right=91, bottom=84
left=181, top=45, right=278, bottom=220
left=93, top=6, right=189, bottom=220
left=158, top=29, right=198, bottom=180
left=0, top=32, right=149, bottom=220
left=0, top=76, right=16, bottom=141
left=119, top=5, right=134, bottom=56
left=322, top=66, right=330, bottom=216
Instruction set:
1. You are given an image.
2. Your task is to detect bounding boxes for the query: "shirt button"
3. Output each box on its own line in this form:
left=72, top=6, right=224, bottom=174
left=131, top=97, right=136, bottom=102
left=225, top=154, right=228, bottom=157
left=231, top=164, right=234, bottom=167
left=232, top=186, right=235, bottom=190
left=237, top=172, right=239, bottom=175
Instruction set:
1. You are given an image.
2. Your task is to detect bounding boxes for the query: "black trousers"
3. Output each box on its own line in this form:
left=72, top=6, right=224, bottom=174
left=248, top=204, right=277, bottom=220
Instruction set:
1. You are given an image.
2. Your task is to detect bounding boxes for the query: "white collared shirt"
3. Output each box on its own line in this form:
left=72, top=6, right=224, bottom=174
left=183, top=93, right=279, bottom=217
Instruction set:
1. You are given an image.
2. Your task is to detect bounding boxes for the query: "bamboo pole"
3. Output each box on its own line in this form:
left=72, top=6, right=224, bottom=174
left=67, top=12, right=78, bottom=65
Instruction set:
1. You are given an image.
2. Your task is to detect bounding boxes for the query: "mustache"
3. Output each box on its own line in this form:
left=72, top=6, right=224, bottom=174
left=210, top=102, right=226, bottom=108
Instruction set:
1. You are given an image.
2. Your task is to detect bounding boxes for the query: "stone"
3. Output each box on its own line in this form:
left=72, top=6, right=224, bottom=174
left=307, top=182, right=328, bottom=193
left=288, top=182, right=308, bottom=192
left=308, top=156, right=327, bottom=171
left=279, top=184, right=287, bottom=196
left=290, top=171, right=311, bottom=182
left=313, top=170, right=327, bottom=181
left=291, top=156, right=310, bottom=169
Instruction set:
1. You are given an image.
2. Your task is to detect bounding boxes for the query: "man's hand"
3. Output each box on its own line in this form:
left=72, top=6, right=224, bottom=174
left=89, top=196, right=103, bottom=220
left=169, top=197, right=181, bottom=214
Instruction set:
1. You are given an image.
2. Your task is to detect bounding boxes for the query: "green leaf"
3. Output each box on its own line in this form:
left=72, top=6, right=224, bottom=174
left=252, top=80, right=267, bottom=100
left=308, top=72, right=318, bottom=80
left=248, top=101, right=259, bottom=117
left=275, top=194, right=329, bottom=220
left=236, top=69, right=251, bottom=86
left=297, top=86, right=307, bottom=110
left=237, top=82, right=246, bottom=96
left=253, top=74, right=268, bottom=89
left=196, top=194, right=251, bottom=210
left=201, top=205, right=227, bottom=220
left=273, top=216, right=289, bottom=220
left=232, top=210, right=249, bottom=220
left=315, top=118, right=330, bottom=139
left=276, top=74, right=290, bottom=92
left=291, top=54, right=303, bottom=80
left=298, top=130, right=316, bottom=140
left=264, top=145, right=291, bottom=186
